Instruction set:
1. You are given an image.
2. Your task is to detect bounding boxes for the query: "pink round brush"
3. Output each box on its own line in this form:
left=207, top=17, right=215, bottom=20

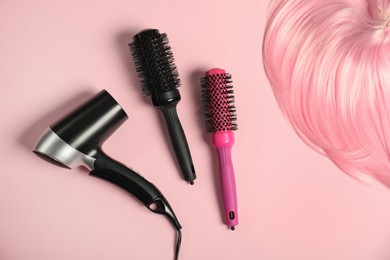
left=201, top=68, right=238, bottom=230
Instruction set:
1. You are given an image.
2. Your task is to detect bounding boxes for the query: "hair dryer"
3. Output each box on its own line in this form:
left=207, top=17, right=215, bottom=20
left=33, top=89, right=182, bottom=232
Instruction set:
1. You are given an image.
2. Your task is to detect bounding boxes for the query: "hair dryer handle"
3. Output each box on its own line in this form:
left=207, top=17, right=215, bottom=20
left=89, top=148, right=182, bottom=230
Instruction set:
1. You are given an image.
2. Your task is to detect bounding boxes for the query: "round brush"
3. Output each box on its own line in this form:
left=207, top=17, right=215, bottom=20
left=129, top=29, right=196, bottom=184
left=201, top=68, right=239, bottom=230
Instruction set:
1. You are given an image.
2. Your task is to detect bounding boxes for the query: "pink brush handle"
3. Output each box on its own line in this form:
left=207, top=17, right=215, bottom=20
left=212, top=131, right=238, bottom=229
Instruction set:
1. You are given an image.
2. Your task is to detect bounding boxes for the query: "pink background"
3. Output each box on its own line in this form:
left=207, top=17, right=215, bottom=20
left=2, top=0, right=390, bottom=259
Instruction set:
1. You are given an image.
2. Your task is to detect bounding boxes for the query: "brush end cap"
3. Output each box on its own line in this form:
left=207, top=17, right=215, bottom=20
left=206, top=68, right=226, bottom=76
left=133, top=28, right=160, bottom=41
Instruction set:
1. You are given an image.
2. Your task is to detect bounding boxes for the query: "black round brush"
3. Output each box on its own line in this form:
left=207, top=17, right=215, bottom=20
left=129, top=29, right=196, bottom=184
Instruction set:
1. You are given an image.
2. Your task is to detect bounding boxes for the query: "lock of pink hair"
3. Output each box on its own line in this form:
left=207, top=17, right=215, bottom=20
left=263, top=0, right=390, bottom=186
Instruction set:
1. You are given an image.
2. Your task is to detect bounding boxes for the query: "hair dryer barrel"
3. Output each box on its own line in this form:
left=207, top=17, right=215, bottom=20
left=50, top=90, right=128, bottom=154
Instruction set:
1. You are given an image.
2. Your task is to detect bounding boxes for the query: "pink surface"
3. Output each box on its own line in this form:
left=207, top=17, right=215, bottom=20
left=1, top=1, right=390, bottom=260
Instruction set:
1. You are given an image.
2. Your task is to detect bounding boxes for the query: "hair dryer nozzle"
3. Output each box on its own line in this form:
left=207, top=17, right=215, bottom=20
left=33, top=128, right=92, bottom=169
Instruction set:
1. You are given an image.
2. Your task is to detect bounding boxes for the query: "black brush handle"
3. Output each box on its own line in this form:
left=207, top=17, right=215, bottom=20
left=160, top=105, right=196, bottom=184
left=90, top=148, right=182, bottom=230
left=152, top=89, right=196, bottom=184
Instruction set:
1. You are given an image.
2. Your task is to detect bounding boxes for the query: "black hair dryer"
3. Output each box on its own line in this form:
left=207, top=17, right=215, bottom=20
left=33, top=89, right=182, bottom=231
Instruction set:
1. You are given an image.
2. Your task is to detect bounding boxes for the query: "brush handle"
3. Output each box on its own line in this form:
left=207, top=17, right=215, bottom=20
left=212, top=131, right=238, bottom=229
left=90, top=148, right=182, bottom=230
left=160, top=105, right=196, bottom=184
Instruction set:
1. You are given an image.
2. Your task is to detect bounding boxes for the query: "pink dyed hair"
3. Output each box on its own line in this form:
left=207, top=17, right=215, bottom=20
left=263, top=0, right=390, bottom=186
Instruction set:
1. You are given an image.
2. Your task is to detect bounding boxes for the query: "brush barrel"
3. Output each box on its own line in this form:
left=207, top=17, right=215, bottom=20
left=151, top=89, right=181, bottom=107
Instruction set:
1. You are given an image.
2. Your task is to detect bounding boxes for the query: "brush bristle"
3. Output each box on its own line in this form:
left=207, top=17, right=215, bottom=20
left=201, top=71, right=237, bottom=133
left=129, top=29, right=181, bottom=96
